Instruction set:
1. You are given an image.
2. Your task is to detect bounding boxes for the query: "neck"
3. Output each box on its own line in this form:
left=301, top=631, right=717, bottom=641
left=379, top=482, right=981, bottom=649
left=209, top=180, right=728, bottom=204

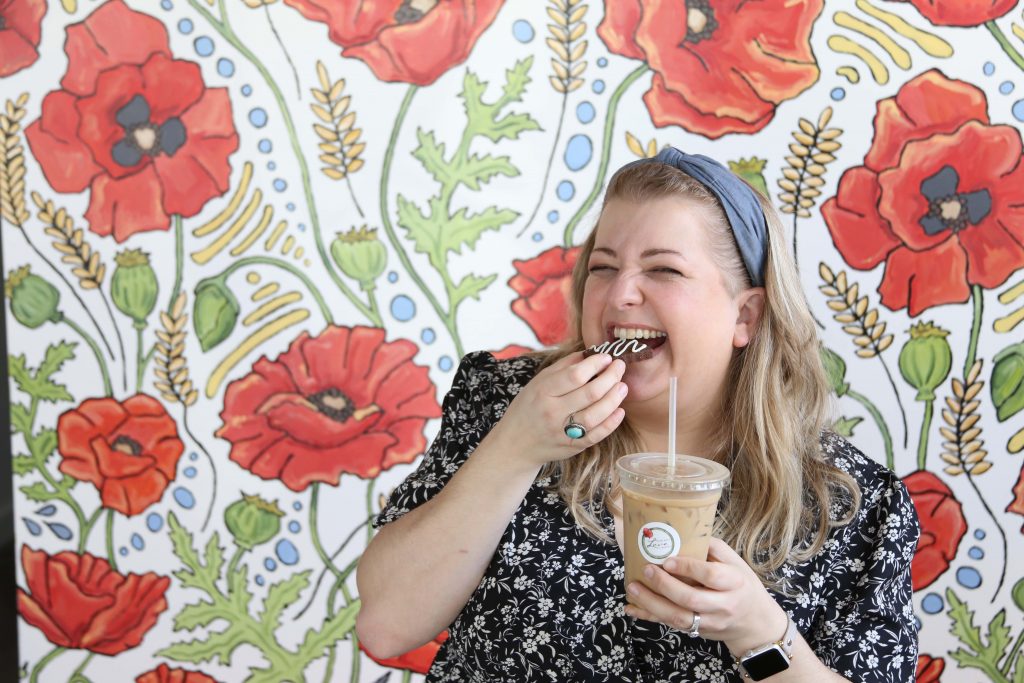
left=624, top=396, right=720, bottom=459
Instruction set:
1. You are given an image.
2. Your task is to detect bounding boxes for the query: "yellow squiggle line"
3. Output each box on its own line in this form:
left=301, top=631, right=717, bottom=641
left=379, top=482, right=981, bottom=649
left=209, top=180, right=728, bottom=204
left=265, top=221, right=288, bottom=251
left=252, top=283, right=280, bottom=302
left=836, top=66, right=861, bottom=83
left=243, top=292, right=303, bottom=326
left=193, top=162, right=253, bottom=237
left=192, top=190, right=263, bottom=264
left=282, top=235, right=296, bottom=255
left=1013, top=23, right=1024, bottom=42
left=998, top=279, right=1024, bottom=304
left=994, top=307, right=1024, bottom=333
left=834, top=12, right=911, bottom=69
left=828, top=35, right=889, bottom=84
left=294, top=247, right=305, bottom=260
left=205, top=308, right=310, bottom=398
left=230, top=205, right=275, bottom=256
left=856, top=0, right=953, bottom=58
left=246, top=271, right=260, bottom=285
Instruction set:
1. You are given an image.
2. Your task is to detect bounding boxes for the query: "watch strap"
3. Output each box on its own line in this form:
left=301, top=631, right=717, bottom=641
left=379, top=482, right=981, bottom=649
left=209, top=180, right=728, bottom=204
left=738, top=611, right=796, bottom=672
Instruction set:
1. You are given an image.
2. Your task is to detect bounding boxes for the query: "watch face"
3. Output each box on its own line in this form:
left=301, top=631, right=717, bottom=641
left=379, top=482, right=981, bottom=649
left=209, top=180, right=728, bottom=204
left=742, top=646, right=790, bottom=681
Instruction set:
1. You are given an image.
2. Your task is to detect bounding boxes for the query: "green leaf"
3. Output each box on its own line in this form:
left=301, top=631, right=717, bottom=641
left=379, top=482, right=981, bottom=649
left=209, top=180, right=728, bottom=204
left=412, top=129, right=452, bottom=186
left=452, top=273, right=497, bottom=306
left=37, top=342, right=76, bottom=381
left=832, top=416, right=863, bottom=437
left=30, top=379, right=73, bottom=404
left=947, top=588, right=985, bottom=655
left=10, top=402, right=31, bottom=435
left=444, top=206, right=517, bottom=255
left=396, top=195, right=444, bottom=271
left=296, top=600, right=361, bottom=664
left=12, top=455, right=35, bottom=476
left=168, top=512, right=215, bottom=593
left=31, top=428, right=57, bottom=465
left=474, top=111, right=541, bottom=144
left=204, top=533, right=225, bottom=586
left=260, top=570, right=312, bottom=631
left=1013, top=651, right=1024, bottom=683
left=20, top=482, right=60, bottom=503
left=983, top=609, right=1012, bottom=662
left=460, top=64, right=540, bottom=144
left=173, top=599, right=225, bottom=631
left=457, top=153, right=518, bottom=191
left=500, top=56, right=534, bottom=105
left=228, top=562, right=253, bottom=616
left=7, top=346, right=74, bottom=403
left=157, top=627, right=247, bottom=666
left=8, top=355, right=32, bottom=396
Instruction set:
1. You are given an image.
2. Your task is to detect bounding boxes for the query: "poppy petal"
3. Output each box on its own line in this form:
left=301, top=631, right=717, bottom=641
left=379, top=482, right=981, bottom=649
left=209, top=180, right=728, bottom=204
left=878, top=242, right=970, bottom=316
left=595, top=0, right=645, bottom=60
left=85, top=166, right=171, bottom=242
left=25, top=91, right=104, bottom=192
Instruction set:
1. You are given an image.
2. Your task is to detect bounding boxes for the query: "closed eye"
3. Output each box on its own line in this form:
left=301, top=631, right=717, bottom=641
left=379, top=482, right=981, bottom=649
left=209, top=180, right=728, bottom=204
left=587, top=264, right=615, bottom=273
left=650, top=267, right=682, bottom=276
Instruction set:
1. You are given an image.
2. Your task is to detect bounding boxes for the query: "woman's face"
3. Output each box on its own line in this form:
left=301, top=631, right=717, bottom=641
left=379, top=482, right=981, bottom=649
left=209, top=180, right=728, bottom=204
left=581, top=197, right=761, bottom=409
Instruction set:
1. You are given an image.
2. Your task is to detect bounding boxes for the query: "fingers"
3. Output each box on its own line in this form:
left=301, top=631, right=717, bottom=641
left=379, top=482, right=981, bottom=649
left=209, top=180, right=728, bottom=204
left=661, top=552, right=741, bottom=592
left=565, top=366, right=627, bottom=435
left=624, top=573, right=704, bottom=633
left=546, top=352, right=618, bottom=396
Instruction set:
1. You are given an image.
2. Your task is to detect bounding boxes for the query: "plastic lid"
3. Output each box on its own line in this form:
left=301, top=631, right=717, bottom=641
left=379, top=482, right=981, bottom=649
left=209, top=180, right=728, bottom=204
left=616, top=453, right=730, bottom=492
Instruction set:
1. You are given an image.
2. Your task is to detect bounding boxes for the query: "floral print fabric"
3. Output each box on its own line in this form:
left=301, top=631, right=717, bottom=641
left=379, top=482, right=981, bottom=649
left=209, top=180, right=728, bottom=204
left=377, top=352, right=921, bottom=682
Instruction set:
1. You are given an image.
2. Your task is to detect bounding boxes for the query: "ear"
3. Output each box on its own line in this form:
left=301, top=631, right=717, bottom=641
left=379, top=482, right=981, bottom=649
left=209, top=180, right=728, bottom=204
left=733, top=287, right=765, bottom=348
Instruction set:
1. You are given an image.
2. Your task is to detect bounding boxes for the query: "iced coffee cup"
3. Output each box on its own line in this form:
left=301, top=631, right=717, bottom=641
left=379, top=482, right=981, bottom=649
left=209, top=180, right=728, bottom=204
left=616, top=453, right=730, bottom=601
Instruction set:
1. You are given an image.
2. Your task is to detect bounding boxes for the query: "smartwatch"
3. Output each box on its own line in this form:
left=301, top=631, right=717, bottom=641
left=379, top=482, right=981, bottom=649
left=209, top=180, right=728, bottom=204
left=737, top=612, right=797, bottom=681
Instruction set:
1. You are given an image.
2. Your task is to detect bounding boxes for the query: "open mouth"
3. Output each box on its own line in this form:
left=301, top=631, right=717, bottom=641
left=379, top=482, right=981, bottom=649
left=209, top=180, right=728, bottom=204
left=584, top=326, right=668, bottom=362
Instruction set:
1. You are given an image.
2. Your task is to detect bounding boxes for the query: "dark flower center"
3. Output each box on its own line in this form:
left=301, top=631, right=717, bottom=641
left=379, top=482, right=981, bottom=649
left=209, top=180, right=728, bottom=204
left=111, top=435, right=143, bottom=456
left=919, top=165, right=992, bottom=236
left=111, top=95, right=187, bottom=168
left=394, top=0, right=438, bottom=24
left=681, top=0, right=717, bottom=44
left=309, top=388, right=356, bottom=422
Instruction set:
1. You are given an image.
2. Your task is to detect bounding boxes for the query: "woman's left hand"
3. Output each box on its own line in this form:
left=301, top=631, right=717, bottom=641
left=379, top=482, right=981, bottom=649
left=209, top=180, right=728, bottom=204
left=623, top=537, right=788, bottom=656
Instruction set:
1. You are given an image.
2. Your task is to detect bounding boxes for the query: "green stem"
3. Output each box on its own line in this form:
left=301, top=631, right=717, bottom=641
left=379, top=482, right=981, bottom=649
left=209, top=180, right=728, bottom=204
left=986, top=21, right=1024, bottom=74
left=79, top=506, right=103, bottom=553
left=563, top=64, right=649, bottom=246
left=964, top=470, right=1009, bottom=603
left=135, top=325, right=145, bottom=394
left=365, top=479, right=376, bottom=547
left=170, top=214, right=184, bottom=311
left=213, top=256, right=335, bottom=324
left=25, top=397, right=87, bottom=535
left=345, top=173, right=365, bottom=219
left=1002, top=628, right=1024, bottom=677
left=402, top=672, right=413, bottom=683
left=310, top=483, right=343, bottom=579
left=847, top=388, right=894, bottom=470
left=227, top=545, right=245, bottom=579
left=106, top=508, right=118, bottom=571
left=965, top=284, right=983, bottom=376
left=60, top=315, right=112, bottom=397
left=28, top=646, right=65, bottom=683
left=343, top=583, right=360, bottom=683
left=98, top=291, right=128, bottom=393
left=70, top=652, right=94, bottom=679
left=876, top=355, right=908, bottom=449
left=517, top=92, right=568, bottom=237
left=916, top=400, right=934, bottom=471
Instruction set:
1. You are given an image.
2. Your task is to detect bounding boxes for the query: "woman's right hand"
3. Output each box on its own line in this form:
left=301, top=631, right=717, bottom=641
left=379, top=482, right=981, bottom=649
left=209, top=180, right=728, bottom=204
left=485, top=352, right=628, bottom=468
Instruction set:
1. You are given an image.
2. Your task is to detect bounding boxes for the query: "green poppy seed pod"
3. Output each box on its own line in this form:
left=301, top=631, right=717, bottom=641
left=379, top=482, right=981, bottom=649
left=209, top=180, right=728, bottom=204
left=330, top=226, right=387, bottom=290
left=5, top=266, right=61, bottom=329
left=1013, top=577, right=1024, bottom=614
left=819, top=345, right=848, bottom=398
left=193, top=277, right=239, bottom=352
left=898, top=321, right=952, bottom=401
left=224, top=493, right=284, bottom=550
left=111, top=249, right=158, bottom=327
left=727, top=157, right=769, bottom=199
left=991, top=343, right=1024, bottom=422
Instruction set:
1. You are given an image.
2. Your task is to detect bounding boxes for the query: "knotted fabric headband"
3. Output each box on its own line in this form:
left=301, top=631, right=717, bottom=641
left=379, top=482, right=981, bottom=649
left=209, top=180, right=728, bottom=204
left=623, top=147, right=769, bottom=288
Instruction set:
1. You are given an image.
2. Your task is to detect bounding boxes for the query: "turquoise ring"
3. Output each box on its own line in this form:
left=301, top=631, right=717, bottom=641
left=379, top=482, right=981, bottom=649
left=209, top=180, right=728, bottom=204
left=564, top=414, right=586, bottom=439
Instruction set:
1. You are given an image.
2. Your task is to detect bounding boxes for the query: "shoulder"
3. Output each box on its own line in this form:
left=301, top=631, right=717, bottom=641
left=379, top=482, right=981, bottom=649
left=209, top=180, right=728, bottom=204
left=452, top=350, right=540, bottom=394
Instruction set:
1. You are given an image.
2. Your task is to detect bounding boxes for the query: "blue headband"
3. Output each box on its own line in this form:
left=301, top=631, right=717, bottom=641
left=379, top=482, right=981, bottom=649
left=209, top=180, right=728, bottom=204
left=621, top=147, right=768, bottom=287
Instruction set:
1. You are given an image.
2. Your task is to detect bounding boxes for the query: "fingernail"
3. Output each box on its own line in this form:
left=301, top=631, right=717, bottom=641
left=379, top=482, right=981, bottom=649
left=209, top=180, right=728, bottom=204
left=643, top=565, right=654, bottom=579
left=663, top=559, right=676, bottom=572
left=618, top=383, right=628, bottom=397
left=627, top=583, right=639, bottom=595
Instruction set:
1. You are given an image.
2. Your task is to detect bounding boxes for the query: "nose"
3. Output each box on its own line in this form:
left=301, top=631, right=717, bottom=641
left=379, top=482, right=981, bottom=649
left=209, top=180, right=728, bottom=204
left=607, top=271, right=643, bottom=308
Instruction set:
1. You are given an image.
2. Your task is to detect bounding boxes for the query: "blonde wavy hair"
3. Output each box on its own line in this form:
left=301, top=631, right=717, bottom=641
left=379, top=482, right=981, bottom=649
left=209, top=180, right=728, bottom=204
left=532, top=161, right=861, bottom=586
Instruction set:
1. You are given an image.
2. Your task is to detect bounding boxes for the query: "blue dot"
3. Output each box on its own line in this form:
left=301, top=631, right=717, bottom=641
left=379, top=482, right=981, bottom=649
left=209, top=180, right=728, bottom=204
left=264, top=557, right=277, bottom=571
left=830, top=88, right=846, bottom=101
left=421, top=328, right=436, bottom=344
left=975, top=529, right=987, bottom=540
left=547, top=210, right=559, bottom=223
left=36, top=505, right=57, bottom=517
left=241, top=85, right=252, bottom=97
left=258, top=139, right=272, bottom=153
left=174, top=487, right=195, bottom=509
left=921, top=592, right=944, bottom=614
left=248, top=108, right=268, bottom=128
left=267, top=162, right=276, bottom=171
left=1013, top=99, right=1024, bottom=122
left=288, top=520, right=301, bottom=533
left=293, top=501, right=302, bottom=511
left=255, top=575, right=265, bottom=586
left=984, top=62, right=996, bottom=76
left=190, top=452, right=198, bottom=461
left=390, top=295, right=416, bottom=321
left=969, top=546, right=985, bottom=560
left=298, top=223, right=306, bottom=232
left=161, top=0, right=173, bottom=9
left=439, top=356, right=454, bottom=372
left=556, top=180, right=575, bottom=201
left=592, top=80, right=605, bottom=94
left=177, top=18, right=193, bottom=34
left=184, top=466, right=196, bottom=478
left=217, top=58, right=235, bottom=78
left=512, top=19, right=534, bottom=43
left=532, top=232, right=543, bottom=242
left=194, top=37, right=215, bottom=57
left=46, top=523, right=72, bottom=541
left=576, top=102, right=595, bottom=124
left=131, top=533, right=144, bottom=550
left=914, top=616, right=922, bottom=631
left=275, top=539, right=299, bottom=565
left=23, top=519, right=41, bottom=536
left=956, top=566, right=983, bottom=589
left=273, top=178, right=287, bottom=191
left=146, top=513, right=163, bottom=532
left=388, top=271, right=399, bottom=283
left=564, top=135, right=593, bottom=171
left=119, top=547, right=129, bottom=556
left=286, top=202, right=295, bottom=211
left=1001, top=81, right=1016, bottom=95
left=597, top=57, right=608, bottom=67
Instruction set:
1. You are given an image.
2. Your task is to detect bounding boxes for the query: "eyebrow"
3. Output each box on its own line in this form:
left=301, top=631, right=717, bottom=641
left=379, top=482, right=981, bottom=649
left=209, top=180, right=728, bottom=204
left=591, top=247, right=684, bottom=259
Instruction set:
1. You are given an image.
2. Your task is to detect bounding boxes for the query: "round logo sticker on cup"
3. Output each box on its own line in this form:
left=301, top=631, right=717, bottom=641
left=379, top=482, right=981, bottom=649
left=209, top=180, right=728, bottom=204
left=638, top=522, right=680, bottom=563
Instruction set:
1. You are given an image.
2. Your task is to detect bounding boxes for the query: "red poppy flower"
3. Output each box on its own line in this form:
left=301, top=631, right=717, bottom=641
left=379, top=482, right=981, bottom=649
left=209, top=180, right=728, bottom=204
left=362, top=630, right=449, bottom=674
left=57, top=394, right=184, bottom=517
left=916, top=654, right=945, bottom=682
left=217, top=326, right=442, bottom=491
left=822, top=70, right=1024, bottom=316
left=0, top=0, right=46, bottom=77
left=597, top=0, right=822, bottom=138
left=17, top=546, right=170, bottom=655
left=24, top=0, right=238, bottom=242
left=136, top=664, right=219, bottom=683
left=903, top=470, right=966, bottom=590
left=885, top=0, right=1016, bottom=26
left=509, top=246, right=580, bottom=346
left=281, top=0, right=502, bottom=86
left=1008, top=462, right=1024, bottom=531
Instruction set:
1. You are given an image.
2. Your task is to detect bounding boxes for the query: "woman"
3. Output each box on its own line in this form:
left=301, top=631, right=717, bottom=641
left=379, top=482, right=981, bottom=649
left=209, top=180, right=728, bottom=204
left=356, top=149, right=920, bottom=682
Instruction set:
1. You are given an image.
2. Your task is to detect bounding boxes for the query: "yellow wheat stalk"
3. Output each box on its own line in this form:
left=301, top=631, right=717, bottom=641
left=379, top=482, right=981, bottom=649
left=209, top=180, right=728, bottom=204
left=818, top=263, right=894, bottom=358
left=625, top=131, right=659, bottom=159
left=0, top=94, right=30, bottom=229
left=154, top=292, right=198, bottom=406
left=311, top=61, right=365, bottom=180
left=548, top=0, right=588, bottom=93
left=940, top=360, right=989, bottom=476
left=31, top=193, right=106, bottom=290
left=779, top=107, right=842, bottom=218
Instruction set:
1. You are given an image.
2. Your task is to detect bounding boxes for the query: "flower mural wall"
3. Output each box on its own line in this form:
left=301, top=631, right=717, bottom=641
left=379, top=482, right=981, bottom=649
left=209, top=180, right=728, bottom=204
left=4, top=0, right=1024, bottom=681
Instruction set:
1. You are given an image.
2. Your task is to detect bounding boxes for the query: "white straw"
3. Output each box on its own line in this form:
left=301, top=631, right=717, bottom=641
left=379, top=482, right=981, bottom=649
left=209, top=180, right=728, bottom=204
left=668, top=376, right=677, bottom=474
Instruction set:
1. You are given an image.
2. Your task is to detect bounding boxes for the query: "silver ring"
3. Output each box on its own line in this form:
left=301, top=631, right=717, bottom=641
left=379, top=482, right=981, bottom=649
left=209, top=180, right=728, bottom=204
left=564, top=413, right=586, bottom=439
left=687, top=612, right=701, bottom=638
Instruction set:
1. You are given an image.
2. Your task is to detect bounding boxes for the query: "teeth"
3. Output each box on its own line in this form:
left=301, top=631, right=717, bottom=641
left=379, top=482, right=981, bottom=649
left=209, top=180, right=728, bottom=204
left=613, top=327, right=666, bottom=340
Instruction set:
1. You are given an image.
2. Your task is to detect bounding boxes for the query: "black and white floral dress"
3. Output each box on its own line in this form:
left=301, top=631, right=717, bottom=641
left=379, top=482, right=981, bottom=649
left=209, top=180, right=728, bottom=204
left=376, top=352, right=920, bottom=682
